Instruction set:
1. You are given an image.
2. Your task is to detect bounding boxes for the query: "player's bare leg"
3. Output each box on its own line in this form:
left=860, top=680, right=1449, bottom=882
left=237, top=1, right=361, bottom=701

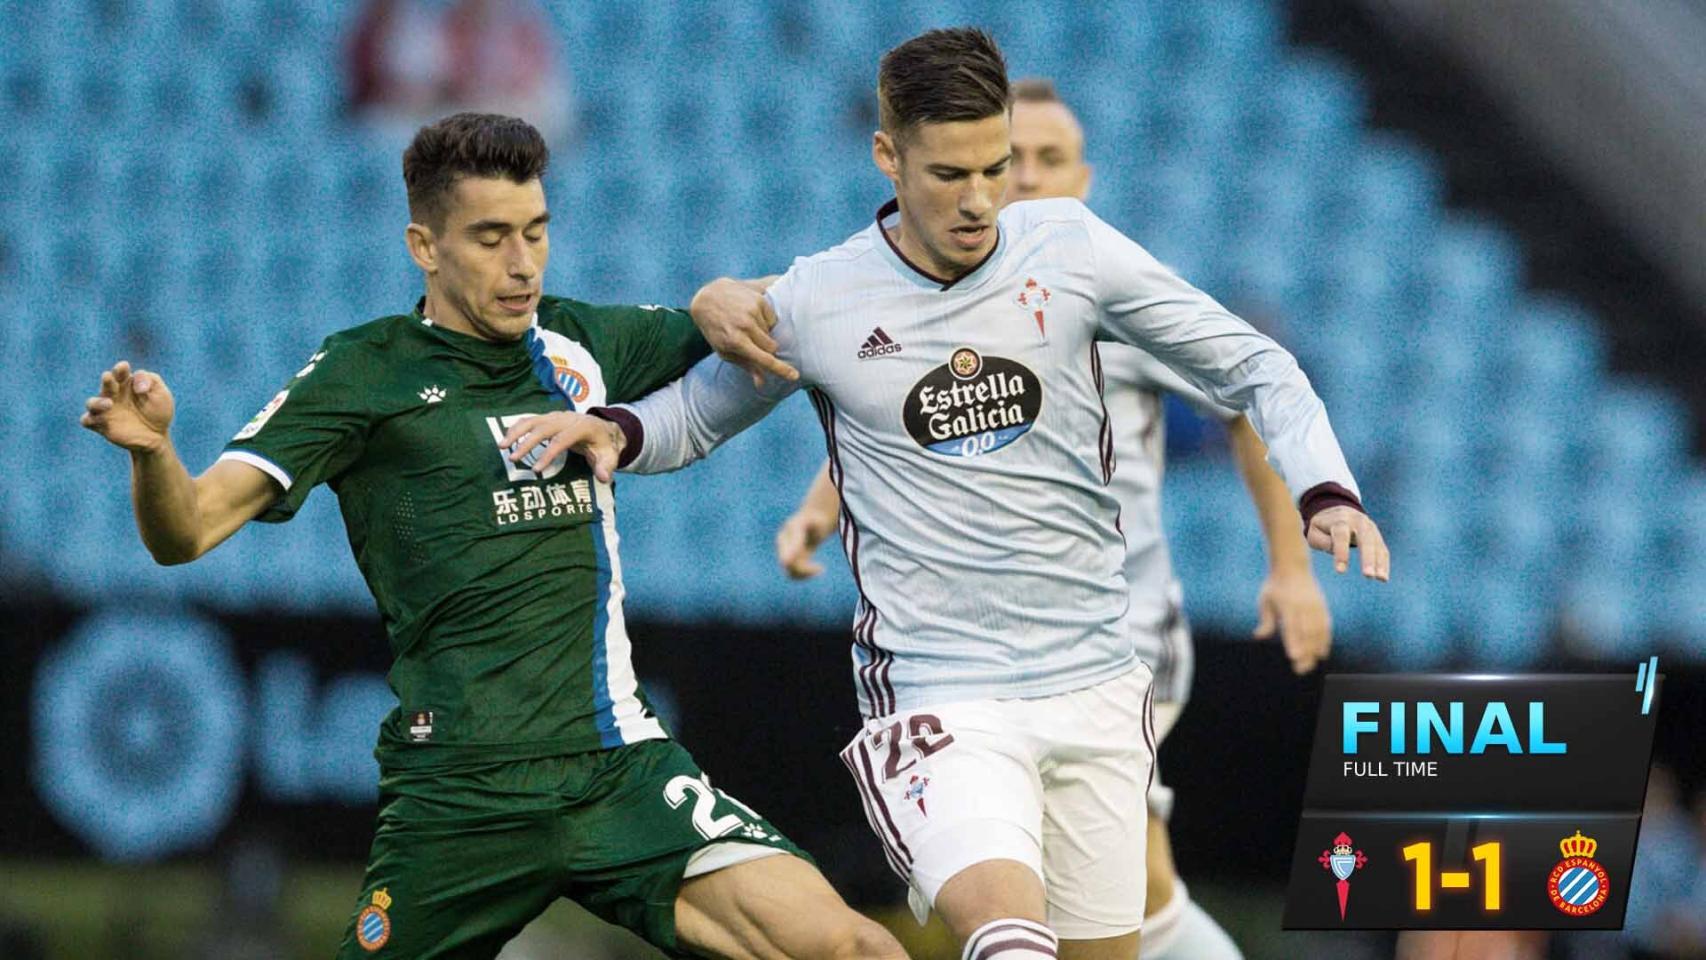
left=933, top=859, right=1064, bottom=959
left=1144, top=818, right=1175, bottom=923
left=1395, top=930, right=1548, bottom=960
left=674, top=853, right=907, bottom=960
left=934, top=858, right=1047, bottom=936
left=1056, top=933, right=1140, bottom=960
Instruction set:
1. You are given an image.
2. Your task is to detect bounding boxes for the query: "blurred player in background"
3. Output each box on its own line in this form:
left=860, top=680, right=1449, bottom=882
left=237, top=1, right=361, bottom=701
left=80, top=112, right=904, bottom=960
left=506, top=27, right=1388, bottom=960
left=773, top=76, right=1332, bottom=960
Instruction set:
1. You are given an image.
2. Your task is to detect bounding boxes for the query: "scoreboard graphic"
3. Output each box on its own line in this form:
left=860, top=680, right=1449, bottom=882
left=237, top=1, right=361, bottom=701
left=1282, top=666, right=1662, bottom=929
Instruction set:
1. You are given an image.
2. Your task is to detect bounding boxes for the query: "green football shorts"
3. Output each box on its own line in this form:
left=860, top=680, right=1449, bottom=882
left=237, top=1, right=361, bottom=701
left=334, top=738, right=807, bottom=959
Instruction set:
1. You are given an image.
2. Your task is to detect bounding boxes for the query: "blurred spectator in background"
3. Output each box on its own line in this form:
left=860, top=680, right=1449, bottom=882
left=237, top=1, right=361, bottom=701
left=347, top=0, right=447, bottom=130
left=347, top=0, right=571, bottom=145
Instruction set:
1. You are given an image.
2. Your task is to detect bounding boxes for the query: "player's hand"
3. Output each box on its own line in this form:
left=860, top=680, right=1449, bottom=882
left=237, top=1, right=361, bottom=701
left=1306, top=506, right=1390, bottom=580
left=499, top=411, right=626, bottom=483
left=690, top=277, right=799, bottom=389
left=1254, top=568, right=1332, bottom=674
left=776, top=508, right=836, bottom=579
left=80, top=360, right=175, bottom=454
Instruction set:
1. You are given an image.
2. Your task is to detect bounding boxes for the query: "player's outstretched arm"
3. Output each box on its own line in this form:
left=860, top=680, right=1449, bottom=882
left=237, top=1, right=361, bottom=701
left=576, top=270, right=807, bottom=476
left=80, top=361, right=279, bottom=564
left=1227, top=416, right=1332, bottom=673
left=776, top=462, right=840, bottom=580
left=691, top=276, right=797, bottom=389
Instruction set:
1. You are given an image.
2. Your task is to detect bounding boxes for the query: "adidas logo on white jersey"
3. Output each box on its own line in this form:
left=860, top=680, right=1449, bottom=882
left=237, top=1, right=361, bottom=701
left=857, top=327, right=903, bottom=360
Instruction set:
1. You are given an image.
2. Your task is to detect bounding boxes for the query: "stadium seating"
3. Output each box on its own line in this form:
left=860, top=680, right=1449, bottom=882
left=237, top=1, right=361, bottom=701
left=7, top=0, right=1702, bottom=663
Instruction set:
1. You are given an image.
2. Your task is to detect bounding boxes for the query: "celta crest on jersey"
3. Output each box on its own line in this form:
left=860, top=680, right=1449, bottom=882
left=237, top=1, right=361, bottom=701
left=904, top=773, right=930, bottom=815
left=1014, top=277, right=1051, bottom=335
left=902, top=347, right=1043, bottom=457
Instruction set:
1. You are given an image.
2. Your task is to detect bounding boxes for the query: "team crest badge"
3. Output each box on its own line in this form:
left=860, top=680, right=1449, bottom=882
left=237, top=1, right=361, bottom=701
left=356, top=887, right=392, bottom=951
left=904, top=774, right=929, bottom=815
left=1318, top=831, right=1366, bottom=921
left=1015, top=277, right=1051, bottom=334
left=548, top=355, right=591, bottom=404
left=1547, top=831, right=1610, bottom=916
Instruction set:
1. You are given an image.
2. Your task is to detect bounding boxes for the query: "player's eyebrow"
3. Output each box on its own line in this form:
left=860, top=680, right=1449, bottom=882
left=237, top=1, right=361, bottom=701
left=926, top=154, right=1012, bottom=176
left=464, top=212, right=552, bottom=235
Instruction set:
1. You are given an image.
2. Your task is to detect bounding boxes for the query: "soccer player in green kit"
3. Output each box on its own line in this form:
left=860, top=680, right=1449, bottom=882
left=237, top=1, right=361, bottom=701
left=79, top=113, right=906, bottom=960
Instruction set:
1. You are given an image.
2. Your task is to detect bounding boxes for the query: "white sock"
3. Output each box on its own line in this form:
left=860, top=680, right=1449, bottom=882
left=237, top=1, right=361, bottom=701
left=1140, top=884, right=1241, bottom=960
left=962, top=918, right=1058, bottom=960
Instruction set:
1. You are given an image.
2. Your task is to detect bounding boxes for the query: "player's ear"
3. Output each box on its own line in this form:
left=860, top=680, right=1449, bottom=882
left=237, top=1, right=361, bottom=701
left=1078, top=161, right=1093, bottom=203
left=872, top=130, right=901, bottom=184
left=405, top=222, right=438, bottom=275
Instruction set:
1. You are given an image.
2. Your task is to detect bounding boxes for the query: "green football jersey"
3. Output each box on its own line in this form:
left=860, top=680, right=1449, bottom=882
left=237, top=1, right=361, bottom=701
left=221, top=297, right=711, bottom=768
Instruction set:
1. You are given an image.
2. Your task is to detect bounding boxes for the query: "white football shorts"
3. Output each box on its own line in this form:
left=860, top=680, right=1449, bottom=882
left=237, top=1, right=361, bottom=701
left=1147, top=699, right=1185, bottom=822
left=840, top=664, right=1156, bottom=940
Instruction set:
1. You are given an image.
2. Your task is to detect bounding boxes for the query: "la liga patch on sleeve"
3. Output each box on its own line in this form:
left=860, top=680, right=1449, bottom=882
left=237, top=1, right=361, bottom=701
left=233, top=389, right=289, bottom=441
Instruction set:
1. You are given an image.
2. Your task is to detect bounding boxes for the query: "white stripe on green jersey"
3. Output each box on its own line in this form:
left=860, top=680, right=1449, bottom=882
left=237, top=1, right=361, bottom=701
left=528, top=323, right=663, bottom=748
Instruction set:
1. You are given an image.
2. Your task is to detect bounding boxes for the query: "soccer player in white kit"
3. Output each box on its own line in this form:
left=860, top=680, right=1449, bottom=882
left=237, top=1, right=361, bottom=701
left=773, top=78, right=1330, bottom=959
left=504, top=28, right=1389, bottom=960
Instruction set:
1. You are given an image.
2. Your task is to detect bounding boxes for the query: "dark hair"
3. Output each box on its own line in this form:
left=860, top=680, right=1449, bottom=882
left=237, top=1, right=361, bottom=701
left=877, top=27, right=1010, bottom=143
left=402, top=113, right=550, bottom=228
left=1012, top=76, right=1064, bottom=106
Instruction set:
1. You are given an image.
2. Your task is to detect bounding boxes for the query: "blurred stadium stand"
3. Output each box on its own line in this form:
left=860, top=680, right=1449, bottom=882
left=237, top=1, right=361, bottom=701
left=1358, top=0, right=1706, bottom=317
left=3, top=0, right=1702, bottom=669
left=9, top=4, right=1706, bottom=959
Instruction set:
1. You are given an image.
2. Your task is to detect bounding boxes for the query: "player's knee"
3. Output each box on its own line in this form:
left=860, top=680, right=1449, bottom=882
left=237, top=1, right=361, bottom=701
left=825, top=914, right=907, bottom=960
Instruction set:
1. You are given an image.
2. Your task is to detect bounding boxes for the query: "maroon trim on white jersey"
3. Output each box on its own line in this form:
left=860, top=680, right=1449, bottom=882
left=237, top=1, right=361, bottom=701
left=589, top=406, right=645, bottom=469
left=1298, top=481, right=1364, bottom=529
left=809, top=387, right=896, bottom=717
left=874, top=198, right=1001, bottom=292
left=1090, top=342, right=1116, bottom=484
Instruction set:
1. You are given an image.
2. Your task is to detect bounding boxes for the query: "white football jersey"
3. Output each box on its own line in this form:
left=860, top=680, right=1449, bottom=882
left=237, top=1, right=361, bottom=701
left=1097, top=344, right=1239, bottom=705
left=617, top=198, right=1356, bottom=718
